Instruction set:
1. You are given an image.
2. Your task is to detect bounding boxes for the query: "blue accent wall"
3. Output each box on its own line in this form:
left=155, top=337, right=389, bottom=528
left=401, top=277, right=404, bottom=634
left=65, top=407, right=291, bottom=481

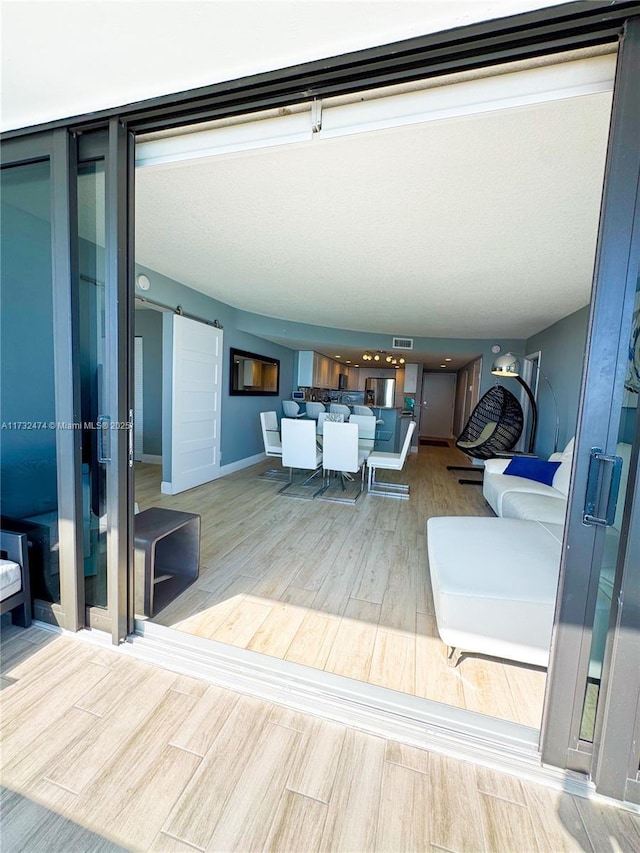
left=136, top=261, right=529, bottom=467
left=138, top=261, right=531, bottom=467
left=135, top=264, right=295, bottom=467
left=526, top=305, right=590, bottom=459
left=134, top=309, right=163, bottom=456
left=236, top=312, right=526, bottom=401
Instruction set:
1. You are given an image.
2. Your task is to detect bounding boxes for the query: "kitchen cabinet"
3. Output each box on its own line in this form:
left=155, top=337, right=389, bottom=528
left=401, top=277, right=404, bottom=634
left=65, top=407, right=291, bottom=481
left=297, top=350, right=342, bottom=389
left=344, top=366, right=357, bottom=390
left=297, top=351, right=314, bottom=387
left=315, top=355, right=329, bottom=388
left=403, top=363, right=419, bottom=393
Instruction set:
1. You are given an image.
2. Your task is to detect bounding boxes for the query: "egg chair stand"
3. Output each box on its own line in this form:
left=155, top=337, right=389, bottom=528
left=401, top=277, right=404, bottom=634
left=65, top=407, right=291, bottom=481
left=446, top=386, right=524, bottom=484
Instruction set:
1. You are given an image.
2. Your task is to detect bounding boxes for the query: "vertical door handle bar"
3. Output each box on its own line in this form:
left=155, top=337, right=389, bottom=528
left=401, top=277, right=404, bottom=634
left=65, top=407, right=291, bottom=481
left=583, top=447, right=623, bottom=527
left=128, top=408, right=134, bottom=468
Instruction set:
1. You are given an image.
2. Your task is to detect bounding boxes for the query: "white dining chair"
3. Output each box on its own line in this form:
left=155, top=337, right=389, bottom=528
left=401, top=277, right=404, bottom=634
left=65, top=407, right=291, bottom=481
left=321, top=421, right=368, bottom=502
left=348, top=414, right=376, bottom=456
left=316, top=411, right=344, bottom=444
left=282, top=400, right=304, bottom=418
left=258, top=411, right=288, bottom=481
left=305, top=401, right=326, bottom=420
left=366, top=420, right=416, bottom=498
left=279, top=418, right=324, bottom=497
left=352, top=404, right=384, bottom=425
left=329, top=403, right=352, bottom=420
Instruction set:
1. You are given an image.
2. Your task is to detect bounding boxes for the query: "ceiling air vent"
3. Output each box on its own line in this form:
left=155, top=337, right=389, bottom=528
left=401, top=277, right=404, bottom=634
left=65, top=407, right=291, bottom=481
left=392, top=337, right=414, bottom=350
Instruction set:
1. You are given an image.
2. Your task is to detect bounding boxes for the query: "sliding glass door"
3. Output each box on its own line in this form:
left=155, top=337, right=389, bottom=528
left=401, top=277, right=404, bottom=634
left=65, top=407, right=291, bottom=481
left=541, top=18, right=640, bottom=802
left=0, top=123, right=133, bottom=642
left=74, top=125, right=134, bottom=642
left=1, top=131, right=83, bottom=630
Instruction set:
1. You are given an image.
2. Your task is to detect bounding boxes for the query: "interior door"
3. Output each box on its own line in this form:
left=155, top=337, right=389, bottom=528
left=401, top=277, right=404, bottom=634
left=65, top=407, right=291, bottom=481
left=420, top=373, right=456, bottom=438
left=162, top=314, right=223, bottom=495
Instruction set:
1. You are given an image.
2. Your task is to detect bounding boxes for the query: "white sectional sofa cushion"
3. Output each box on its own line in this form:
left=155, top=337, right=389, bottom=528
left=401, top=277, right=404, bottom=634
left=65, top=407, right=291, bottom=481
left=500, top=490, right=567, bottom=525
left=0, top=559, right=22, bottom=601
left=428, top=517, right=562, bottom=667
left=483, top=438, right=575, bottom=522
left=427, top=515, right=616, bottom=672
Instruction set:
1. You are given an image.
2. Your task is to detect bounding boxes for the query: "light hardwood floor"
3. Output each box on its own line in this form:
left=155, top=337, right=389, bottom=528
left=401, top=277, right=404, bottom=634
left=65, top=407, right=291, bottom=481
left=2, top=627, right=639, bottom=853
left=135, top=443, right=547, bottom=729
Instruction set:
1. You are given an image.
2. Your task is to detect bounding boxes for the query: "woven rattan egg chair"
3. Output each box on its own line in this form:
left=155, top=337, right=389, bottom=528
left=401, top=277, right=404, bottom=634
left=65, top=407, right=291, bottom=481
left=446, top=386, right=524, bottom=483
left=455, top=386, right=524, bottom=459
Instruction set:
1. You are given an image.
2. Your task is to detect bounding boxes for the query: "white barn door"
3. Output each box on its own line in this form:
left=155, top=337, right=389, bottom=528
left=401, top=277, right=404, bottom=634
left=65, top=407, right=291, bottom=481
left=162, top=314, right=223, bottom=495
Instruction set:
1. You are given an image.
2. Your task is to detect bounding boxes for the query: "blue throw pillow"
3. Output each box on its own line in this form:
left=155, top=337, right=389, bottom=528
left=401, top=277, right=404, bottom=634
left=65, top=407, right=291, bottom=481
left=503, top=457, right=561, bottom=486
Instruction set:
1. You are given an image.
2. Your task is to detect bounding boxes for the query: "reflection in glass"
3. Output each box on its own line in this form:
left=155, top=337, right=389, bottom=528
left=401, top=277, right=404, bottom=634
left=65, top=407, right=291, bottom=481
left=580, top=285, right=638, bottom=742
left=0, top=160, right=60, bottom=604
left=78, top=162, right=108, bottom=608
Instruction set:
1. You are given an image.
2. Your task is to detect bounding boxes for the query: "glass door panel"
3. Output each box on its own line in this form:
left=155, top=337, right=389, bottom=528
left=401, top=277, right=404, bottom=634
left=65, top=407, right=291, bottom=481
left=77, top=161, right=109, bottom=608
left=579, top=298, right=638, bottom=742
left=542, top=18, right=640, bottom=788
left=76, top=121, right=133, bottom=643
left=0, top=160, right=61, bottom=605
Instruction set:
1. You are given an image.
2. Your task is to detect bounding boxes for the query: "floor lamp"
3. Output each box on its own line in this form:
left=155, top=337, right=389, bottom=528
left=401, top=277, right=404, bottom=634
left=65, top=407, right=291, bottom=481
left=491, top=353, right=558, bottom=454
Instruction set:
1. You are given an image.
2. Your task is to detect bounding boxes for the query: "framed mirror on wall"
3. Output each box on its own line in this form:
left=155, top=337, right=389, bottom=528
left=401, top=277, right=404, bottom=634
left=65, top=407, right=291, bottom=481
left=230, top=348, right=280, bottom=396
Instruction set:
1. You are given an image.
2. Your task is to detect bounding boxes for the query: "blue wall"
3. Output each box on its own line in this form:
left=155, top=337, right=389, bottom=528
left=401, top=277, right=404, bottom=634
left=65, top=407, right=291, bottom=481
left=238, top=311, right=525, bottom=402
left=137, top=261, right=530, bottom=467
left=134, top=308, right=163, bottom=456
left=136, top=261, right=530, bottom=467
left=135, top=263, right=295, bottom=468
left=526, top=305, right=590, bottom=459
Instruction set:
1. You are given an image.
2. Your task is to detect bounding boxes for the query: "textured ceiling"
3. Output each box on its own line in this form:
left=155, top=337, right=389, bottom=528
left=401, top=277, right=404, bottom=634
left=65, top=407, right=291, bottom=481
left=135, top=90, right=611, bottom=341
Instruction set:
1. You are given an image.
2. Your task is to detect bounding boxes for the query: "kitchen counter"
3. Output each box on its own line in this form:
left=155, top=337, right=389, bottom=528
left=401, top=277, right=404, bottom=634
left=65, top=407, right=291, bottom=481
left=369, top=407, right=399, bottom=452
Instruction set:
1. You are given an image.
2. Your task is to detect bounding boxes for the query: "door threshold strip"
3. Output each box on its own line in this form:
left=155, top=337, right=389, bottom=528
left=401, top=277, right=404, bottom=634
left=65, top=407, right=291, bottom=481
left=128, top=620, right=592, bottom=799
left=32, top=619, right=596, bottom=803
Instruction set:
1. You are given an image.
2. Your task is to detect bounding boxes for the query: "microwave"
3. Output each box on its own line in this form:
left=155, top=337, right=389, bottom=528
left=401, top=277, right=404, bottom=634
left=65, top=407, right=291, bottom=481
left=292, top=391, right=305, bottom=401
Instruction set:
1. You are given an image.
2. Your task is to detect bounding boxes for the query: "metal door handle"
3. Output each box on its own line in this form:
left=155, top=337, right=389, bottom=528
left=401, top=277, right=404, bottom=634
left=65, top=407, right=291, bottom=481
left=97, top=415, right=111, bottom=463
left=583, top=447, right=623, bottom=527
left=128, top=409, right=134, bottom=468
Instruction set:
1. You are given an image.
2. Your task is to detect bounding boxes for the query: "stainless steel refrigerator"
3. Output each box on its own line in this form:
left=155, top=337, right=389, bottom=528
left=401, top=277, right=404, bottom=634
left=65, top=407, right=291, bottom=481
left=365, top=377, right=396, bottom=407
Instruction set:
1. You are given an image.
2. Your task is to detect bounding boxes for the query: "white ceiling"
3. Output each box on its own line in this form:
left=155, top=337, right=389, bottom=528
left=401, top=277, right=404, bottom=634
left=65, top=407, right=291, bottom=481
left=135, top=84, right=612, bottom=342
left=1, top=1, right=569, bottom=132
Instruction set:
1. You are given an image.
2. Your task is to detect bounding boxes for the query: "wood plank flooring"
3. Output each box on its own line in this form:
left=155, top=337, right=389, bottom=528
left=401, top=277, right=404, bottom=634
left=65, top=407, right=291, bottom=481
left=2, top=629, right=639, bottom=853
left=135, top=444, right=547, bottom=728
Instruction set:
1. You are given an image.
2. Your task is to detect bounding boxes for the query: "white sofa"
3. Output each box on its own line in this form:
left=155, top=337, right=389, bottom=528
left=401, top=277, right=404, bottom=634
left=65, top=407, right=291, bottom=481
left=482, top=438, right=574, bottom=524
left=428, top=441, right=630, bottom=671
left=427, top=517, right=562, bottom=667
left=427, top=515, right=617, bottom=673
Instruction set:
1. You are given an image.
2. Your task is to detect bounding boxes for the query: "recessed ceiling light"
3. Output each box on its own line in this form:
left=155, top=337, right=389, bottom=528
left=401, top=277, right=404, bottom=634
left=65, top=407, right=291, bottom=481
left=354, top=364, right=360, bottom=368
left=345, top=360, right=351, bottom=364
left=445, top=357, right=452, bottom=362
left=335, top=355, right=341, bottom=358
left=440, top=364, right=447, bottom=368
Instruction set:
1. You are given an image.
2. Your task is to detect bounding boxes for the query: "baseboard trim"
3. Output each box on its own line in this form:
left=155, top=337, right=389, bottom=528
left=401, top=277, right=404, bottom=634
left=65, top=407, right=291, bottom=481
left=220, top=452, right=265, bottom=476
left=31, top=618, right=640, bottom=814
left=140, top=454, right=162, bottom=465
